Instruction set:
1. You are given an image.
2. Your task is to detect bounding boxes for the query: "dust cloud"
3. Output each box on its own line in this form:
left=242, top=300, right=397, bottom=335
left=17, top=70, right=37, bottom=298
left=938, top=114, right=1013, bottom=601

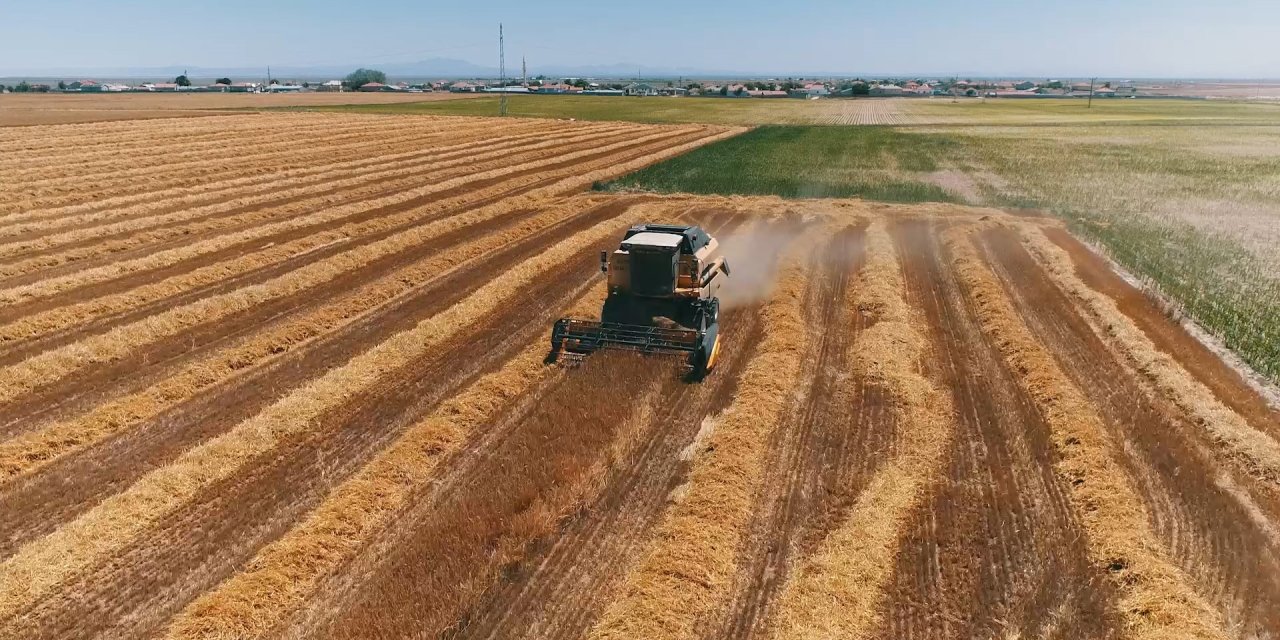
left=719, top=223, right=805, bottom=310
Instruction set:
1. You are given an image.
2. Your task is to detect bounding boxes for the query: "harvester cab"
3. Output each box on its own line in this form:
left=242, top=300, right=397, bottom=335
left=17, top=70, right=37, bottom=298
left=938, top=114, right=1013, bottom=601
left=551, top=223, right=731, bottom=377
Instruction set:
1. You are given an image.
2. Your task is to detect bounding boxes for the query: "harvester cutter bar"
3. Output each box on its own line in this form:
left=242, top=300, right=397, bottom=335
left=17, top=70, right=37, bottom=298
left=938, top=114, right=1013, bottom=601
left=552, top=318, right=701, bottom=355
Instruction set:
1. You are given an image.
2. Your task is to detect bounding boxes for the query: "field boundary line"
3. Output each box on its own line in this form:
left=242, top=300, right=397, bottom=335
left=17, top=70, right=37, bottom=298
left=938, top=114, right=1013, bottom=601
left=0, top=206, right=654, bottom=625
left=1021, top=226, right=1280, bottom=484
left=584, top=224, right=817, bottom=640
left=949, top=225, right=1227, bottom=640
left=163, top=283, right=608, bottom=639
left=766, top=221, right=956, bottom=640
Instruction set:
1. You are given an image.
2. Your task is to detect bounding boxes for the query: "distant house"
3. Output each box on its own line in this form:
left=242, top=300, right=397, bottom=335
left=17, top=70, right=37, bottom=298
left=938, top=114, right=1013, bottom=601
left=150, top=83, right=179, bottom=92
left=358, top=82, right=387, bottom=92
left=449, top=81, right=482, bottom=92
left=657, top=86, right=687, bottom=96
left=228, top=82, right=258, bottom=93
left=268, top=84, right=304, bottom=92
left=318, top=80, right=343, bottom=92
left=535, top=83, right=575, bottom=94
left=801, top=83, right=830, bottom=97
left=1015, top=80, right=1036, bottom=90
left=624, top=82, right=659, bottom=96
left=870, top=84, right=904, bottom=97
left=747, top=89, right=788, bottom=98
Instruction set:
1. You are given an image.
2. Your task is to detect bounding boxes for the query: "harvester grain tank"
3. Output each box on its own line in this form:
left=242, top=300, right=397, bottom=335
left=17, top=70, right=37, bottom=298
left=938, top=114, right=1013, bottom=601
left=551, top=223, right=731, bottom=376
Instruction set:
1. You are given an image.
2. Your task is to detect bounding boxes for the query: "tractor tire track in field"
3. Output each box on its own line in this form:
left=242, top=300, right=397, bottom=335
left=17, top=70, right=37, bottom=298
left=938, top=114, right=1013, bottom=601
left=300, top=214, right=745, bottom=636
left=440, top=216, right=799, bottom=640
left=705, top=224, right=880, bottom=640
left=1042, top=228, right=1280, bottom=438
left=978, top=226, right=1280, bottom=636
left=876, top=220, right=1115, bottom=640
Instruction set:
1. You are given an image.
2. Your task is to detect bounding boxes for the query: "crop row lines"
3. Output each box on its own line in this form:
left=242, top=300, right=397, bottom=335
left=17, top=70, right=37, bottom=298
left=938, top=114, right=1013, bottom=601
left=0, top=122, right=645, bottom=274
left=0, top=124, right=681, bottom=298
left=0, top=201, right=655, bottom=626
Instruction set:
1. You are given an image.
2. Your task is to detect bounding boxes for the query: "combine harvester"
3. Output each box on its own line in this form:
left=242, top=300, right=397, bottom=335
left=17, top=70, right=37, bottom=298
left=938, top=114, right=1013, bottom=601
left=551, top=223, right=731, bottom=378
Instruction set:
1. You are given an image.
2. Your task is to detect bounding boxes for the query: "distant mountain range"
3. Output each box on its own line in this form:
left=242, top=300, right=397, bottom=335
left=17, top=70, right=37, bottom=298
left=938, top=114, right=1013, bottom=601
left=2, top=58, right=1273, bottom=82
left=0, top=57, right=752, bottom=81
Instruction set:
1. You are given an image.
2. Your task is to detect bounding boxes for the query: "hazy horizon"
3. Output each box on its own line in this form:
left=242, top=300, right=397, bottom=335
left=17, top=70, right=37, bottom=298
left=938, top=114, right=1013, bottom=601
left=3, top=0, right=1278, bottom=78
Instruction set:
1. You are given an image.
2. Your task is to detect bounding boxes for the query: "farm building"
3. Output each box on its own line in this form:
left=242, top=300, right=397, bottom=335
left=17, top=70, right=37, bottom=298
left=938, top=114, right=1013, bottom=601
left=801, top=83, right=831, bottom=97
left=318, top=80, right=343, bottom=92
left=870, top=84, right=904, bottom=96
left=624, top=83, right=660, bottom=96
left=449, top=81, right=483, bottom=92
left=358, top=82, right=388, bottom=92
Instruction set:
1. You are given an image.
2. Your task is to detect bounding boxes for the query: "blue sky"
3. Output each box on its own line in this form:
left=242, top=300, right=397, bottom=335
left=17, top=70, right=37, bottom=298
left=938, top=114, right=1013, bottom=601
left=2, top=0, right=1277, bottom=77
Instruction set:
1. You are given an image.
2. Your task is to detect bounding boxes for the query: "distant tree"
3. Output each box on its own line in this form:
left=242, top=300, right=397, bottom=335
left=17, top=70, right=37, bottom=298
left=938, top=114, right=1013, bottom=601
left=1102, top=81, right=1111, bottom=88
left=734, top=86, right=746, bottom=96
left=1046, top=80, right=1063, bottom=89
left=301, top=81, right=310, bottom=88
left=13, top=80, right=31, bottom=93
left=174, top=74, right=191, bottom=87
left=215, top=77, right=232, bottom=85
left=965, top=88, right=978, bottom=97
left=718, top=85, right=728, bottom=97
left=56, top=80, right=67, bottom=90
left=851, top=82, right=870, bottom=96
left=269, top=78, right=280, bottom=85
left=343, top=68, right=387, bottom=90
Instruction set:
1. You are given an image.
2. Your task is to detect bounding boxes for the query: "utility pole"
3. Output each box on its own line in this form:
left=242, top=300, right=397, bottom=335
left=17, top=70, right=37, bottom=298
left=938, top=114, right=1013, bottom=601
left=1087, top=76, right=1096, bottom=108
left=499, top=23, right=508, bottom=116
left=522, top=56, right=527, bottom=87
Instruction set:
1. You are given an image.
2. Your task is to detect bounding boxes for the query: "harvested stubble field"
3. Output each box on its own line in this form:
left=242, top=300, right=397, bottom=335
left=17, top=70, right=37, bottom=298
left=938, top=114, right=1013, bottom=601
left=0, top=112, right=1278, bottom=640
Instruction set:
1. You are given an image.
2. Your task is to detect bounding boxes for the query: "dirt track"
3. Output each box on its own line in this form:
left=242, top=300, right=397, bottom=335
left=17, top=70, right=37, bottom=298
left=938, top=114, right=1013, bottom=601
left=0, top=113, right=1277, bottom=640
